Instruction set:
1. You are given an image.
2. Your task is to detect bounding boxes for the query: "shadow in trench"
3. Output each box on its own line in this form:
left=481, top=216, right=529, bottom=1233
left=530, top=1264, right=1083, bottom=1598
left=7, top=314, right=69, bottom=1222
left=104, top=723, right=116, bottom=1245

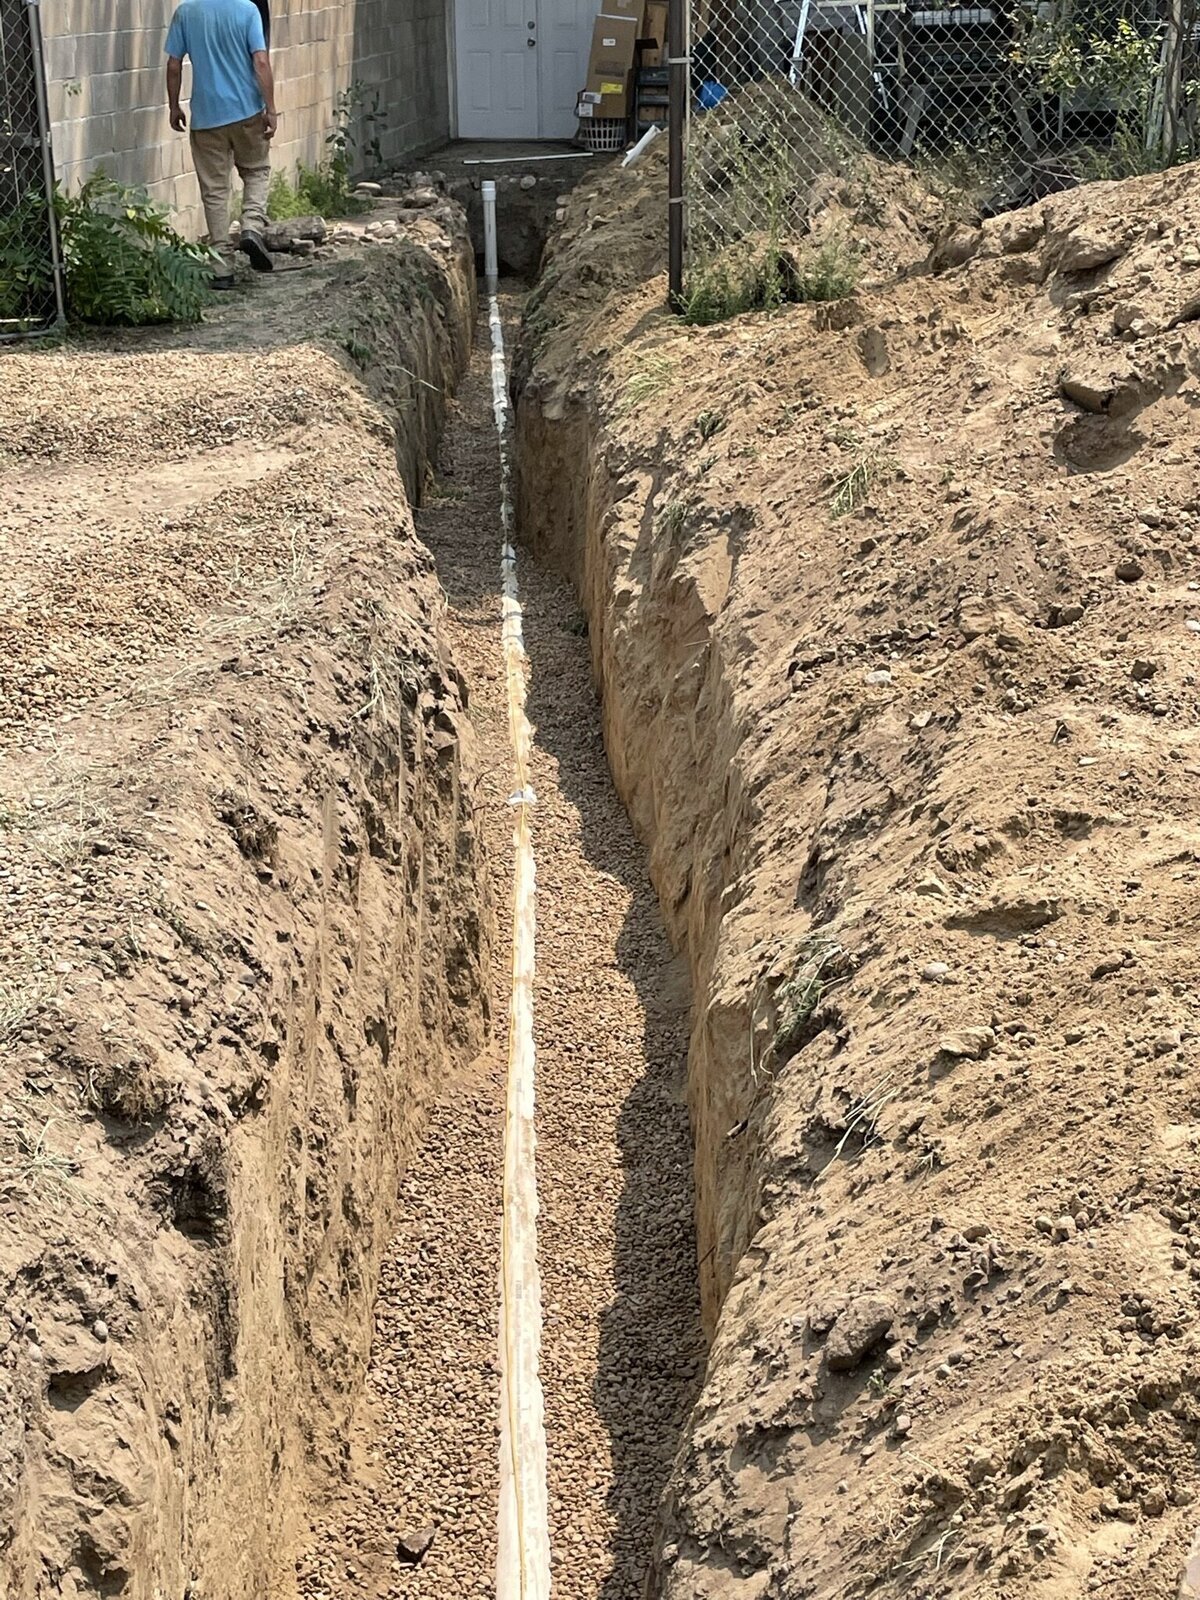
left=520, top=569, right=708, bottom=1599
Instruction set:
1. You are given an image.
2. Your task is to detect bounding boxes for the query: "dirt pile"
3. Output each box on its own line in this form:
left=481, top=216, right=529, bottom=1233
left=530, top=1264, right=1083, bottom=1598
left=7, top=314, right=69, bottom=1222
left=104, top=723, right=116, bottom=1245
left=0, top=213, right=490, bottom=1600
left=515, top=151, right=1200, bottom=1597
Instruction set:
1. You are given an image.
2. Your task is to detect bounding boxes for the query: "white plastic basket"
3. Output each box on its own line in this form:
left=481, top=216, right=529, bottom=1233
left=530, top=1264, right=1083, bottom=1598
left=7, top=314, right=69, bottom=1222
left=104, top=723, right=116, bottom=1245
left=581, top=117, right=626, bottom=152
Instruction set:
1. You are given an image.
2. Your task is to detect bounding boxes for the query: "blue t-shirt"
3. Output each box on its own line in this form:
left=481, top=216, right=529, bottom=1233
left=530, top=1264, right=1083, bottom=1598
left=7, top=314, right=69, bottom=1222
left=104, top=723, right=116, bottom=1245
left=165, top=0, right=265, bottom=131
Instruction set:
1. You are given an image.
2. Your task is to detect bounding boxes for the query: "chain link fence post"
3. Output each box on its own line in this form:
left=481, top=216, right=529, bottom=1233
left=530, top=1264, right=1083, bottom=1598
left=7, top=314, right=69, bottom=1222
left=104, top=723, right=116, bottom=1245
left=1, top=0, right=65, bottom=338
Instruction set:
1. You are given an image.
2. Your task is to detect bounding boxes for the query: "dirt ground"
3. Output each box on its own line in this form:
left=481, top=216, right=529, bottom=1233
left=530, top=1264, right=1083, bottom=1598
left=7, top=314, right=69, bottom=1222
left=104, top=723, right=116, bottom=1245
left=293, top=298, right=704, bottom=1600
left=0, top=203, right=490, bottom=1600
left=516, top=150, right=1200, bottom=1598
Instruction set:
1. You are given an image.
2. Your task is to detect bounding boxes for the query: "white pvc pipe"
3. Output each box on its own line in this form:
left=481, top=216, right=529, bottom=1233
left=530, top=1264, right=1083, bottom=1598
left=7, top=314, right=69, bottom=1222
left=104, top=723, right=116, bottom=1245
left=486, top=286, right=551, bottom=1599
left=620, top=123, right=662, bottom=168
left=482, top=178, right=499, bottom=287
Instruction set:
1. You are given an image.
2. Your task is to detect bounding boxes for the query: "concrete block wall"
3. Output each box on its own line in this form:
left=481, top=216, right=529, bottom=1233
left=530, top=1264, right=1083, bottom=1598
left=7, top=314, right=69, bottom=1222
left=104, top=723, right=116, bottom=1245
left=41, top=0, right=452, bottom=240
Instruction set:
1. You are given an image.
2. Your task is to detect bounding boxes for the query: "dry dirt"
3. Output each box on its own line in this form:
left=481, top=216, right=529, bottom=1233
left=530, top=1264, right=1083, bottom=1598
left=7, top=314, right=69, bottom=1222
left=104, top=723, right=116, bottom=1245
left=293, top=298, right=704, bottom=1600
left=516, top=149, right=1200, bottom=1599
left=0, top=199, right=491, bottom=1600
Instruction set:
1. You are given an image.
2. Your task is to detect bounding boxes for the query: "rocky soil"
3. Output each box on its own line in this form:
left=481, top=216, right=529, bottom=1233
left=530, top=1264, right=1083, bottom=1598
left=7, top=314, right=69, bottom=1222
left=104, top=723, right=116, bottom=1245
left=516, top=150, right=1200, bottom=1598
left=0, top=204, right=489, bottom=1600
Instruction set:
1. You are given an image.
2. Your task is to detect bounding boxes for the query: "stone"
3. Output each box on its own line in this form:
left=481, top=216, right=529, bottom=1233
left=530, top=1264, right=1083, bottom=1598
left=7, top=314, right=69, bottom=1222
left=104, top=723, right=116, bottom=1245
left=921, top=961, right=950, bottom=982
left=519, top=173, right=537, bottom=190
left=1130, top=658, right=1157, bottom=680
left=938, top=1026, right=996, bottom=1060
left=1052, top=1215, right=1076, bottom=1242
left=92, top=1319, right=108, bottom=1342
left=894, top=1412, right=913, bottom=1435
left=825, top=1294, right=895, bottom=1372
left=396, top=1525, right=436, bottom=1565
left=1090, top=953, right=1126, bottom=980
left=1115, top=557, right=1145, bottom=582
left=864, top=668, right=893, bottom=686
left=1035, top=1214, right=1054, bottom=1234
left=354, top=181, right=383, bottom=196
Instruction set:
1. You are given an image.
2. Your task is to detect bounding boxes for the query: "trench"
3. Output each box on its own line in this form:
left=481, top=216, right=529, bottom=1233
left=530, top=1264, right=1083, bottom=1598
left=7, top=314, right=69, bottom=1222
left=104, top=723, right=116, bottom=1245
left=294, top=285, right=705, bottom=1598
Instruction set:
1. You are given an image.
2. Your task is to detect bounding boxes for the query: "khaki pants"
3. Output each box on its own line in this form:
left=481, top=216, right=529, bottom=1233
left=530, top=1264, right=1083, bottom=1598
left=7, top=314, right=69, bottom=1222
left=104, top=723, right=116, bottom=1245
left=190, top=114, right=271, bottom=273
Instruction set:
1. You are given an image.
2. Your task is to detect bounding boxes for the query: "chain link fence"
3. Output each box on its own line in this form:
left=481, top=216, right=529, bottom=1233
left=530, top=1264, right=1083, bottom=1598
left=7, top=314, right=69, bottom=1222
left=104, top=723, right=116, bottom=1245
left=1, top=0, right=64, bottom=337
left=680, top=0, right=1199, bottom=312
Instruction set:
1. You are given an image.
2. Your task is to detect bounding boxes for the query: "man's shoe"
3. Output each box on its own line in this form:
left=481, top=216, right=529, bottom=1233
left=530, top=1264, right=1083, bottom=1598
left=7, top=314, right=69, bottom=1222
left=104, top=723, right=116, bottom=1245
left=239, top=229, right=274, bottom=273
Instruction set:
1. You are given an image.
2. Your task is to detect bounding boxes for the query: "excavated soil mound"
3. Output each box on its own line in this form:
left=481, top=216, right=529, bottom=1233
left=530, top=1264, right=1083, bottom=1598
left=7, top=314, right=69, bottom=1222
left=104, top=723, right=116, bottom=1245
left=516, top=152, right=1200, bottom=1598
left=0, top=212, right=490, bottom=1600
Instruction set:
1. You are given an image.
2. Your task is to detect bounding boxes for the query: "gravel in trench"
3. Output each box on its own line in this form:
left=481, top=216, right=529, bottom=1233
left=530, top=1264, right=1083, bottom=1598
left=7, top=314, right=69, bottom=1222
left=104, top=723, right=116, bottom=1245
left=295, top=296, right=704, bottom=1600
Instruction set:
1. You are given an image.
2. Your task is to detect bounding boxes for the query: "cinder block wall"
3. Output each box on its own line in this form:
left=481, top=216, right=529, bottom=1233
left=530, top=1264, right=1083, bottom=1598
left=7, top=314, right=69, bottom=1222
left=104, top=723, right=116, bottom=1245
left=42, top=0, right=451, bottom=240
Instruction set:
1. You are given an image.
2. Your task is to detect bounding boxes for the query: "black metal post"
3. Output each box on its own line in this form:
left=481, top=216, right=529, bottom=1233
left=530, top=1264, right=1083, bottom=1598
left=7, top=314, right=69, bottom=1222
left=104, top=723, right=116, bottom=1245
left=667, top=0, right=684, bottom=307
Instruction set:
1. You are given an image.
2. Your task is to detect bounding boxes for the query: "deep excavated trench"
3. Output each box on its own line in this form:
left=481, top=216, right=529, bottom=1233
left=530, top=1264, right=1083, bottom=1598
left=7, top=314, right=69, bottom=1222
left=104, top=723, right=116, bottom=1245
left=293, top=287, right=705, bottom=1599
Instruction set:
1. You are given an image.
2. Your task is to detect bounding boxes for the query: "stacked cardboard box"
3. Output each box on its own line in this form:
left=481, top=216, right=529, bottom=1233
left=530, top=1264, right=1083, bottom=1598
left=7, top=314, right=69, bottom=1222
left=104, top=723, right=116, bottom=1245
left=641, top=0, right=668, bottom=65
left=577, top=0, right=643, bottom=122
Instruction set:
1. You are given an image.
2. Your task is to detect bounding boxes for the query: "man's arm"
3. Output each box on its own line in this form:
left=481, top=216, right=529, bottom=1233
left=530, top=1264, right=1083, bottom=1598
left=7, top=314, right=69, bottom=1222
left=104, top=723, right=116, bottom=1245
left=252, top=49, right=277, bottom=137
left=166, top=55, right=185, bottom=130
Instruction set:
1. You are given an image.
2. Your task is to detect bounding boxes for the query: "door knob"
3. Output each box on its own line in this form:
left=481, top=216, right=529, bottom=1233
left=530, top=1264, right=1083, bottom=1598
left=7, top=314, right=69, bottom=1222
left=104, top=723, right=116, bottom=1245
left=527, top=35, right=536, bottom=43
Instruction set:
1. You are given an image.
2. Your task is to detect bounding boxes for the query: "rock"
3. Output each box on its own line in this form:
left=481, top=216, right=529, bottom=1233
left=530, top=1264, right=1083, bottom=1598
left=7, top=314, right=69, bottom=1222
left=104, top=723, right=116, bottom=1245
left=864, top=668, right=892, bottom=686
left=1130, top=658, right=1158, bottom=680
left=894, top=1412, right=913, bottom=1436
left=1035, top=1215, right=1054, bottom=1234
left=938, top=1026, right=996, bottom=1060
left=1052, top=1215, right=1076, bottom=1242
left=1055, top=229, right=1123, bottom=273
left=825, top=1294, right=895, bottom=1372
left=92, top=1319, right=108, bottom=1342
left=921, top=962, right=950, bottom=982
left=292, top=239, right=316, bottom=257
left=405, top=186, right=440, bottom=208
left=519, top=173, right=537, bottom=190
left=1090, top=953, right=1126, bottom=980
left=916, top=875, right=949, bottom=898
left=1154, top=1030, right=1182, bottom=1056
left=1115, top=557, right=1145, bottom=582
left=962, top=1222, right=990, bottom=1242
left=396, top=1525, right=436, bottom=1565
left=355, top=181, right=383, bottom=196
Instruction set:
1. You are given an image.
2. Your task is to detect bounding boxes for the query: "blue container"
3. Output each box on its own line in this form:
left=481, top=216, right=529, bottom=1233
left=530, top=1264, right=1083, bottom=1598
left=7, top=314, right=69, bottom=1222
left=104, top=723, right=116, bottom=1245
left=697, top=80, right=728, bottom=110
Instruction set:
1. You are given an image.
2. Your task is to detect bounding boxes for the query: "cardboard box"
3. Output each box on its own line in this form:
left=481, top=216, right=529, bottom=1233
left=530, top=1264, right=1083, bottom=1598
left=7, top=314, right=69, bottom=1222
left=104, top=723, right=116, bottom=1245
left=641, top=0, right=668, bottom=62
left=586, top=15, right=639, bottom=77
left=578, top=66, right=631, bottom=118
left=597, top=0, right=645, bottom=23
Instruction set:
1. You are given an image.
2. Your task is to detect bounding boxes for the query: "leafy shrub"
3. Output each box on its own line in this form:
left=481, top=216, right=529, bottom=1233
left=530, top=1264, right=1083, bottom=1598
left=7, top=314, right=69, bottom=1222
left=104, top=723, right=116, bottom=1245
left=0, top=192, right=55, bottom=327
left=57, top=173, right=212, bottom=325
left=266, top=82, right=383, bottom=221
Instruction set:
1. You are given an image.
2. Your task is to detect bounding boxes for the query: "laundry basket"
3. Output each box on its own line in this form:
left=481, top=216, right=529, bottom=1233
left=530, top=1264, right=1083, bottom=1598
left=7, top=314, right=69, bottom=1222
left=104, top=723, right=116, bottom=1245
left=580, top=117, right=626, bottom=152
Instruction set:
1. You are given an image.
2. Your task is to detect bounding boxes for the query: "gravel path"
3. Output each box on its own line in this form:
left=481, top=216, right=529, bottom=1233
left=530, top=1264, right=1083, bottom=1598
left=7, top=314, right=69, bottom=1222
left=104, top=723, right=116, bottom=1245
left=295, top=299, right=704, bottom=1600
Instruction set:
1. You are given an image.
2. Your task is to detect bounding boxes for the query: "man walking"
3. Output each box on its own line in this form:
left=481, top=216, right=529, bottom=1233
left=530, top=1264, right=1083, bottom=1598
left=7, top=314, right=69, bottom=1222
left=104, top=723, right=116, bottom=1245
left=165, top=0, right=279, bottom=287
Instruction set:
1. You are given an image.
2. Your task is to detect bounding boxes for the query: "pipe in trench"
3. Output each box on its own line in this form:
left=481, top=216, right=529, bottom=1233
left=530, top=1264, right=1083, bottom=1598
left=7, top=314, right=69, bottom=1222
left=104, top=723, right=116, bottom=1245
left=483, top=176, right=551, bottom=1600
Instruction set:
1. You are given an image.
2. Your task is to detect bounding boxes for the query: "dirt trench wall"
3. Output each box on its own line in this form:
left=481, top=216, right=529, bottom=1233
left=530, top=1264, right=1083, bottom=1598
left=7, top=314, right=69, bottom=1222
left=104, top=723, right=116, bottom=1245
left=515, top=154, right=1200, bottom=1598
left=0, top=216, right=488, bottom=1600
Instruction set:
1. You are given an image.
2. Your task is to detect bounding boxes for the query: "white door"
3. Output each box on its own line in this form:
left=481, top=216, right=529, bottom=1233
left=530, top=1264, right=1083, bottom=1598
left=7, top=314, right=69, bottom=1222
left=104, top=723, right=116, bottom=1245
left=454, top=0, right=598, bottom=138
left=536, top=0, right=597, bottom=137
left=455, top=0, right=540, bottom=139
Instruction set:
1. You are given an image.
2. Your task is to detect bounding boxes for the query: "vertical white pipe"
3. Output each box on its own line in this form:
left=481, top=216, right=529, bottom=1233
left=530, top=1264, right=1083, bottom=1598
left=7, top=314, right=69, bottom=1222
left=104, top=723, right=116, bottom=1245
left=483, top=179, right=500, bottom=287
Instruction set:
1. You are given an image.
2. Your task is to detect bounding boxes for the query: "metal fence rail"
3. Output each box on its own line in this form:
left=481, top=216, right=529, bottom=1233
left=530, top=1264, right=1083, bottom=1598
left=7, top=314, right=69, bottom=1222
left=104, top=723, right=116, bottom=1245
left=678, top=0, right=1199, bottom=311
left=0, top=0, right=64, bottom=338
